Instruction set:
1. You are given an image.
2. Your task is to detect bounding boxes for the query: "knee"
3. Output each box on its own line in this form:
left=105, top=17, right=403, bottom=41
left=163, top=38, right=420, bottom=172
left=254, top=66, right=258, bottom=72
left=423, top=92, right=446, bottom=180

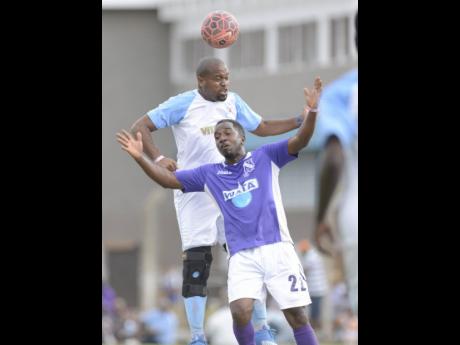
left=284, top=307, right=309, bottom=329
left=181, top=246, right=213, bottom=298
left=230, top=300, right=253, bottom=326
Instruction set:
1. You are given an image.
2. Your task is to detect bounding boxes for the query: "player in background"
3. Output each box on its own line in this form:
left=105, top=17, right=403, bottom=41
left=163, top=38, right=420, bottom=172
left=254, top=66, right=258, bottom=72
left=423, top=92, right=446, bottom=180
left=313, top=10, right=358, bottom=316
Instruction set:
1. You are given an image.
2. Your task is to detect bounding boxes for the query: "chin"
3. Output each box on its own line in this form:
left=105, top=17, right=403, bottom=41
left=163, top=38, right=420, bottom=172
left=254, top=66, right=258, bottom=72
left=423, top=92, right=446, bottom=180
left=220, top=150, right=233, bottom=159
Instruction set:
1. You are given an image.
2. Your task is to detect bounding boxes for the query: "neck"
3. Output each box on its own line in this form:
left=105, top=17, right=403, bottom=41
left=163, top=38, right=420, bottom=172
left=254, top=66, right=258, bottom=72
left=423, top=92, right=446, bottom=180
left=225, top=150, right=246, bottom=165
left=198, top=88, right=212, bottom=102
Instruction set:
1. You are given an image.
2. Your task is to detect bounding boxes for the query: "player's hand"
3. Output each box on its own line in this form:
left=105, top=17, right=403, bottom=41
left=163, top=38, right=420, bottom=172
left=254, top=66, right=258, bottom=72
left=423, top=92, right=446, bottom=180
left=157, top=157, right=178, bottom=172
left=304, top=77, right=323, bottom=109
left=116, top=130, right=143, bottom=160
left=314, top=222, right=335, bottom=256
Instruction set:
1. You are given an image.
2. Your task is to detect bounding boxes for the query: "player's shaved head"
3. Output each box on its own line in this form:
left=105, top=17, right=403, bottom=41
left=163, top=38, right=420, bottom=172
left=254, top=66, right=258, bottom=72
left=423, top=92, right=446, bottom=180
left=196, top=57, right=230, bottom=102
left=196, top=57, right=226, bottom=77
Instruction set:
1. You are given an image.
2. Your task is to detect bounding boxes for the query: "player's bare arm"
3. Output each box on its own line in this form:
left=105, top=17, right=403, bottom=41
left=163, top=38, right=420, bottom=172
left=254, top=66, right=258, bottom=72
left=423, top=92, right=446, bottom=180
left=252, top=117, right=302, bottom=137
left=251, top=80, right=320, bottom=138
left=315, top=136, right=345, bottom=255
left=130, top=115, right=178, bottom=171
left=288, top=77, right=323, bottom=155
left=116, top=130, right=183, bottom=189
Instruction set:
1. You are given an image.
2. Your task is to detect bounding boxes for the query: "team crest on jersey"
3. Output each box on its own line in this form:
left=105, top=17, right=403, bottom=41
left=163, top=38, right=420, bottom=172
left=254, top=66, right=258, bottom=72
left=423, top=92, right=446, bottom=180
left=227, top=105, right=233, bottom=115
left=243, top=158, right=255, bottom=177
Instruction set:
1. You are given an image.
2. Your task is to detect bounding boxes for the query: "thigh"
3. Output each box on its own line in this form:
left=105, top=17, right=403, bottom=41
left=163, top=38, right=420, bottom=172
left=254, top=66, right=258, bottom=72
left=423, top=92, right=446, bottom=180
left=264, top=242, right=312, bottom=310
left=227, top=248, right=265, bottom=304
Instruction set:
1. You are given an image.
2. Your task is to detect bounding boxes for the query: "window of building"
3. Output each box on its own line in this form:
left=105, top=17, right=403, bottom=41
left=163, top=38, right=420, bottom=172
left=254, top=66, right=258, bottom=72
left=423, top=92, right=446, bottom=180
left=229, top=30, right=265, bottom=70
left=330, top=16, right=350, bottom=61
left=183, top=37, right=214, bottom=74
left=278, top=22, right=317, bottom=66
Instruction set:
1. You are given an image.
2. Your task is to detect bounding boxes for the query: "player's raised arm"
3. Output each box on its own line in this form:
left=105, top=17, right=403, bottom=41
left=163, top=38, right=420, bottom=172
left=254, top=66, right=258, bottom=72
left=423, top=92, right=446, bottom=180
left=288, top=77, right=323, bottom=155
left=116, top=130, right=183, bottom=189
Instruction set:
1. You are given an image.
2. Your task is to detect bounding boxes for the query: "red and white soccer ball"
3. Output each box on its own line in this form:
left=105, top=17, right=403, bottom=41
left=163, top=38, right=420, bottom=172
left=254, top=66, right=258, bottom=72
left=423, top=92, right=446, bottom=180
left=201, top=10, right=239, bottom=49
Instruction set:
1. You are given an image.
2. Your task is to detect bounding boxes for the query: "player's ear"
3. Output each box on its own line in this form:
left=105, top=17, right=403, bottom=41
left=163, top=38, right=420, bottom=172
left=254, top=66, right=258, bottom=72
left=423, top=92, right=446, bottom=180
left=197, top=75, right=205, bottom=88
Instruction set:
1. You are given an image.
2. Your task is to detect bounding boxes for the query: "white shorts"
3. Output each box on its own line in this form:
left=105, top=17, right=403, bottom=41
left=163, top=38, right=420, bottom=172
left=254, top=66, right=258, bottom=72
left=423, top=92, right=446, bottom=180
left=174, top=190, right=226, bottom=251
left=228, top=242, right=312, bottom=310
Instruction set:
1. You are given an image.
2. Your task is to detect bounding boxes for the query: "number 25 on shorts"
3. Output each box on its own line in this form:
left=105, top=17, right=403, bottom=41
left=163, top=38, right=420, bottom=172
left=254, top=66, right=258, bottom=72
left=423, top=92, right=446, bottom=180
left=288, top=273, right=307, bottom=292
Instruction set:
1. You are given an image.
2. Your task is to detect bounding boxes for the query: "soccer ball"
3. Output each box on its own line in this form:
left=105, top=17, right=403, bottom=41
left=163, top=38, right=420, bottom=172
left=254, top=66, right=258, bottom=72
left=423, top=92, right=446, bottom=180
left=201, top=10, right=239, bottom=49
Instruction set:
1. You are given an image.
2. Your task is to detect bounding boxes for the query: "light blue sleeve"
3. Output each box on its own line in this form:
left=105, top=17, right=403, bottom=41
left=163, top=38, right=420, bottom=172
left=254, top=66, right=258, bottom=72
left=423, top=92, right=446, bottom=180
left=311, top=70, right=358, bottom=148
left=147, top=90, right=196, bottom=129
left=234, top=93, right=262, bottom=132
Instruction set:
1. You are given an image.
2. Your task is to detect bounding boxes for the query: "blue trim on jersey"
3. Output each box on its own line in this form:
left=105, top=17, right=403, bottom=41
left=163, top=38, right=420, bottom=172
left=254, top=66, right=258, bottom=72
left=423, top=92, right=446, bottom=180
left=147, top=90, right=196, bottom=128
left=233, top=93, right=262, bottom=132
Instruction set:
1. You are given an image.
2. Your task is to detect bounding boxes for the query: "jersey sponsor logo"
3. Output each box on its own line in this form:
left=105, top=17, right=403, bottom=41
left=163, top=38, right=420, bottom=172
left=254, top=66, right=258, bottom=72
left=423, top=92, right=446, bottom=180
left=222, top=179, right=259, bottom=208
left=243, top=158, right=255, bottom=177
left=200, top=126, right=215, bottom=135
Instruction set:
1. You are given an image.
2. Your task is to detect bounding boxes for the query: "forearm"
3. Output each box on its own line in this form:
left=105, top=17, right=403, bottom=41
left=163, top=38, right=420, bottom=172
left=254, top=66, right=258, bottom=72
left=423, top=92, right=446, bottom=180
left=134, top=154, right=182, bottom=189
left=316, top=147, right=344, bottom=223
left=287, top=110, right=317, bottom=154
left=253, top=117, right=300, bottom=137
left=296, top=110, right=317, bottom=146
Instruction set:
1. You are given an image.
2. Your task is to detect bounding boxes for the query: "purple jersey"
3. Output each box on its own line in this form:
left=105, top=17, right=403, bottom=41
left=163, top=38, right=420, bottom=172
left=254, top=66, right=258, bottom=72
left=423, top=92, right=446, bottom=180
left=175, top=139, right=297, bottom=256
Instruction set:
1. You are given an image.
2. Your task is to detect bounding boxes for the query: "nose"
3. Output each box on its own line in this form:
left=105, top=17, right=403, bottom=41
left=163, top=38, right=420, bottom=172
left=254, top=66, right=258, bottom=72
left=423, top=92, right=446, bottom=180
left=219, top=136, right=228, bottom=146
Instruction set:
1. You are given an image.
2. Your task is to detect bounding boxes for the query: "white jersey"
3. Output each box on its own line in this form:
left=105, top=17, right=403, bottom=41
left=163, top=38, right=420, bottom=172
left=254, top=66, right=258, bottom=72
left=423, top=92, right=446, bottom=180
left=147, top=89, right=262, bottom=250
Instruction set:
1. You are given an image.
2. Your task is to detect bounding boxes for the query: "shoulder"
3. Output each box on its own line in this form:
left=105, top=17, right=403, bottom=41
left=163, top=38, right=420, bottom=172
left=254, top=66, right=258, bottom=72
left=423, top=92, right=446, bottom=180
left=197, top=162, right=219, bottom=175
left=229, top=91, right=245, bottom=103
left=166, top=89, right=197, bottom=104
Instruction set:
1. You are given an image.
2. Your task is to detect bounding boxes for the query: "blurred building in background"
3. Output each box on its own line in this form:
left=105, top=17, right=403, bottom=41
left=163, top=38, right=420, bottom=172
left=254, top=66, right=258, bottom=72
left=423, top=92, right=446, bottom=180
left=102, top=0, right=357, bottom=316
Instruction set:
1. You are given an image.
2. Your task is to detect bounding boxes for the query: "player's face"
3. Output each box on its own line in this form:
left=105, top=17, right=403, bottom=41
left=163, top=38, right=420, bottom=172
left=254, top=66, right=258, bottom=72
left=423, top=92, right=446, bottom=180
left=199, top=63, right=230, bottom=102
left=214, top=122, right=244, bottom=159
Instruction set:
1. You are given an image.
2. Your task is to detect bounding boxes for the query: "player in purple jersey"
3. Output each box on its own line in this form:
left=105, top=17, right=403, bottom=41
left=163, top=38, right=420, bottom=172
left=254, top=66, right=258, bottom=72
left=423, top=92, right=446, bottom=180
left=116, top=77, right=323, bottom=345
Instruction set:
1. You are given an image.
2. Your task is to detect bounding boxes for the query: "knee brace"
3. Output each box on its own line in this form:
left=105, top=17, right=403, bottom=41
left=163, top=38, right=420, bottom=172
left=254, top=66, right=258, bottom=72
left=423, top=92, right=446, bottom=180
left=182, top=246, right=213, bottom=298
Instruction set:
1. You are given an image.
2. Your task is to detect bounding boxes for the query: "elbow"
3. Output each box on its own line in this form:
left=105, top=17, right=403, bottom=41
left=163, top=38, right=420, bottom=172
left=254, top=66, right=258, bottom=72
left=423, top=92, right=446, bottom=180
left=157, top=177, right=177, bottom=190
left=300, top=140, right=310, bottom=150
left=130, top=117, right=151, bottom=135
left=159, top=182, right=169, bottom=189
left=130, top=121, right=142, bottom=135
left=298, top=141, right=309, bottom=151
left=155, top=180, right=170, bottom=189
left=254, top=121, right=270, bottom=137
